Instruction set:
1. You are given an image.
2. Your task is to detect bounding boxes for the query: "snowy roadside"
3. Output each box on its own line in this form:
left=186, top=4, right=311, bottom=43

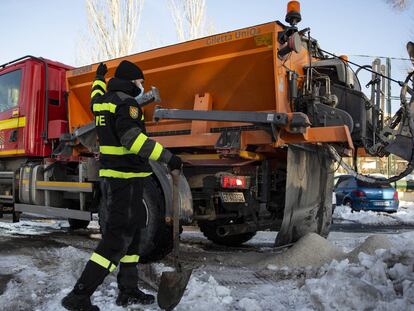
left=1, top=233, right=412, bottom=311
left=333, top=200, right=414, bottom=226
left=0, top=219, right=413, bottom=310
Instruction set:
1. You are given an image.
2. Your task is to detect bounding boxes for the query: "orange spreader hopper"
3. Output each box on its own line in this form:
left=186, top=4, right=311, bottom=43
left=66, top=21, right=353, bottom=152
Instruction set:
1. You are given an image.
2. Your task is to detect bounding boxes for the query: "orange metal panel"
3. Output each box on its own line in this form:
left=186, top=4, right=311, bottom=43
left=279, top=126, right=354, bottom=150
left=191, top=93, right=213, bottom=134
left=67, top=23, right=280, bottom=132
left=152, top=130, right=273, bottom=149
left=66, top=21, right=351, bottom=154
left=152, top=133, right=221, bottom=148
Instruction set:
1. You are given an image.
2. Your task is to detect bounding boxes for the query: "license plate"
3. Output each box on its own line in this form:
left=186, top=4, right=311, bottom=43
left=374, top=201, right=390, bottom=206
left=220, top=192, right=245, bottom=203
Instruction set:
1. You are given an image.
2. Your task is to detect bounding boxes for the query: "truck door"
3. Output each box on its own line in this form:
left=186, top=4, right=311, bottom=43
left=0, top=65, right=25, bottom=156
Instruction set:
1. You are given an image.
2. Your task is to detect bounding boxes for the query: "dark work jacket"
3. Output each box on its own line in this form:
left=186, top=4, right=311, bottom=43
left=90, top=76, right=172, bottom=179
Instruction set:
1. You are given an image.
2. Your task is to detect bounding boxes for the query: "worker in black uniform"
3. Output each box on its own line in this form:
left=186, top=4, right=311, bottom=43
left=62, top=60, right=182, bottom=311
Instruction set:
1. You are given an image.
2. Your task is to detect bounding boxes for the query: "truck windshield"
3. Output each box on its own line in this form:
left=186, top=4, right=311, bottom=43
left=0, top=69, right=22, bottom=112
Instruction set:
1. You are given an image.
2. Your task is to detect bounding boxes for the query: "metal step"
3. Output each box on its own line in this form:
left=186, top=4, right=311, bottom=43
left=0, top=195, right=14, bottom=204
left=14, top=204, right=92, bottom=221
left=0, top=171, right=14, bottom=184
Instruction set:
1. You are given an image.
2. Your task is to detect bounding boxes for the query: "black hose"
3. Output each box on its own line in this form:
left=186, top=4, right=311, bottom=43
left=318, top=48, right=405, bottom=86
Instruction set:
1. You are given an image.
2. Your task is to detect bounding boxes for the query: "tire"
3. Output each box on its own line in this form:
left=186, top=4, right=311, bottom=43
left=97, top=177, right=172, bottom=263
left=343, top=199, right=355, bottom=212
left=68, top=218, right=90, bottom=230
left=137, top=177, right=172, bottom=263
left=198, top=220, right=256, bottom=246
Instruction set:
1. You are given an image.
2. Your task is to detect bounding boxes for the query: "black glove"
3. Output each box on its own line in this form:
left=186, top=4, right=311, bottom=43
left=96, top=62, right=108, bottom=77
left=168, top=155, right=182, bottom=171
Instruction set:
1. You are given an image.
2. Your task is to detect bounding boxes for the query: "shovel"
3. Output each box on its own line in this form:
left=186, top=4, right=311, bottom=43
left=157, top=169, right=192, bottom=310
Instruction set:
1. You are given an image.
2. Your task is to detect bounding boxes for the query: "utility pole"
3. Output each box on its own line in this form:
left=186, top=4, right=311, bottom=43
left=386, top=57, right=393, bottom=177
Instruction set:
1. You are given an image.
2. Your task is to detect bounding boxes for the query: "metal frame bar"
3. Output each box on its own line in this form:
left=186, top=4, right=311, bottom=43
left=153, top=107, right=289, bottom=126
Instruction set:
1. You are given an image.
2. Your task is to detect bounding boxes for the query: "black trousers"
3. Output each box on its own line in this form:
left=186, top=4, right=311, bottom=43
left=74, top=177, right=146, bottom=296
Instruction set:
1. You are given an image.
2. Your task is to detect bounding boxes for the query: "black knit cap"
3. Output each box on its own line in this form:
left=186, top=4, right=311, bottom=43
left=114, top=60, right=144, bottom=80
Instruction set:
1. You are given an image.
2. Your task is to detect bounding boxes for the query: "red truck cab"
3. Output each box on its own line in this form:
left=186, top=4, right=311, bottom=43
left=0, top=56, right=72, bottom=158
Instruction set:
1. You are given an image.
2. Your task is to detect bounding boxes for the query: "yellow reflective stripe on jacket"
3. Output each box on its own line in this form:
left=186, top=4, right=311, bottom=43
left=149, top=142, right=163, bottom=161
left=141, top=114, right=145, bottom=121
left=91, top=89, right=104, bottom=98
left=99, top=169, right=152, bottom=179
left=90, top=252, right=116, bottom=272
left=93, top=103, right=117, bottom=113
left=99, top=146, right=134, bottom=155
left=93, top=80, right=107, bottom=91
left=130, top=133, right=148, bottom=154
left=120, top=254, right=140, bottom=263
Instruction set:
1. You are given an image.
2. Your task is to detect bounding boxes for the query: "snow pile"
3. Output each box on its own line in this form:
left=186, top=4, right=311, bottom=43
left=0, top=246, right=90, bottom=311
left=257, top=233, right=345, bottom=269
left=175, top=274, right=233, bottom=310
left=238, top=297, right=262, bottom=311
left=305, top=233, right=414, bottom=311
left=0, top=219, right=68, bottom=235
left=333, top=200, right=414, bottom=225
left=346, top=235, right=393, bottom=262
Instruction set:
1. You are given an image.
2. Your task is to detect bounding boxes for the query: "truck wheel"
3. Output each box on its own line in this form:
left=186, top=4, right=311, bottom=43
left=198, top=221, right=256, bottom=246
left=68, top=218, right=90, bottom=230
left=137, top=177, right=172, bottom=263
left=97, top=177, right=172, bottom=263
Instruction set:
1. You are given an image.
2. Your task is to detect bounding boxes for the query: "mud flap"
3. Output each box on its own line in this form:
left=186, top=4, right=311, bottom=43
left=275, top=145, right=334, bottom=246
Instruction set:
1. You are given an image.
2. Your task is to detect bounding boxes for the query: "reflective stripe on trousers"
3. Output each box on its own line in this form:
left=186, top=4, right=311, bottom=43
left=90, top=252, right=117, bottom=272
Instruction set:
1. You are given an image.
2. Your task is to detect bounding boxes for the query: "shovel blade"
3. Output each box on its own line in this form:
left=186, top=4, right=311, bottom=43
left=157, top=269, right=193, bottom=310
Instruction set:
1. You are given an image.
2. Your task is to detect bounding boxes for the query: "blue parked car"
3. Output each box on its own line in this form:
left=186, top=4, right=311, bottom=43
left=334, top=175, right=399, bottom=213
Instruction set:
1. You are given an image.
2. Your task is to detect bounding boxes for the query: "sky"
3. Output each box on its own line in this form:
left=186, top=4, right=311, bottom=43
left=0, top=0, right=412, bottom=65
left=0, top=0, right=413, bottom=99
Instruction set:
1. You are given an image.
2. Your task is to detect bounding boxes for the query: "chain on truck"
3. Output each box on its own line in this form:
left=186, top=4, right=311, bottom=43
left=0, top=1, right=413, bottom=262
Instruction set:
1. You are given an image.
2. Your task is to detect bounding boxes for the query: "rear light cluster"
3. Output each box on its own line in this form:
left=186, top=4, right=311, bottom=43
left=220, top=176, right=249, bottom=189
left=393, top=191, right=399, bottom=200
left=352, top=190, right=366, bottom=197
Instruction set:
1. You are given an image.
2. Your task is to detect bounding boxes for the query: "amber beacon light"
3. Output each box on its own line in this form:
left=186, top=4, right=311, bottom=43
left=286, top=1, right=302, bottom=26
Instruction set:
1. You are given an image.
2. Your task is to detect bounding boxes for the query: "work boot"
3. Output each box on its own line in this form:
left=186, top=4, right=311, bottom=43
left=61, top=290, right=100, bottom=311
left=115, top=288, right=155, bottom=306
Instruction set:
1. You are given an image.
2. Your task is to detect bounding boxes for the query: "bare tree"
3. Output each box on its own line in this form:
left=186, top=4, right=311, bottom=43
left=77, top=0, right=145, bottom=65
left=168, top=0, right=214, bottom=42
left=386, top=0, right=411, bottom=9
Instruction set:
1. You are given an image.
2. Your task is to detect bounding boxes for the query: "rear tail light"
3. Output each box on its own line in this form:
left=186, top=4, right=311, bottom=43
left=352, top=190, right=366, bottom=197
left=393, top=191, right=399, bottom=200
left=220, top=176, right=248, bottom=189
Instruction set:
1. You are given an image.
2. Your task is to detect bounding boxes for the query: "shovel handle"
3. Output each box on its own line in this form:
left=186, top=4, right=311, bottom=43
left=171, top=169, right=181, bottom=265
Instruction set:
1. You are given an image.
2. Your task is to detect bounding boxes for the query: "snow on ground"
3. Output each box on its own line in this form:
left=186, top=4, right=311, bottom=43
left=333, top=200, right=414, bottom=226
left=305, top=231, right=414, bottom=311
left=1, top=215, right=414, bottom=310
left=0, top=218, right=68, bottom=235
left=1, top=229, right=413, bottom=310
left=0, top=217, right=101, bottom=236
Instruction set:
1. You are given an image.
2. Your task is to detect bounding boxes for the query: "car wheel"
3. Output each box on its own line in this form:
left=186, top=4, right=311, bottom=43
left=344, top=199, right=354, bottom=212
